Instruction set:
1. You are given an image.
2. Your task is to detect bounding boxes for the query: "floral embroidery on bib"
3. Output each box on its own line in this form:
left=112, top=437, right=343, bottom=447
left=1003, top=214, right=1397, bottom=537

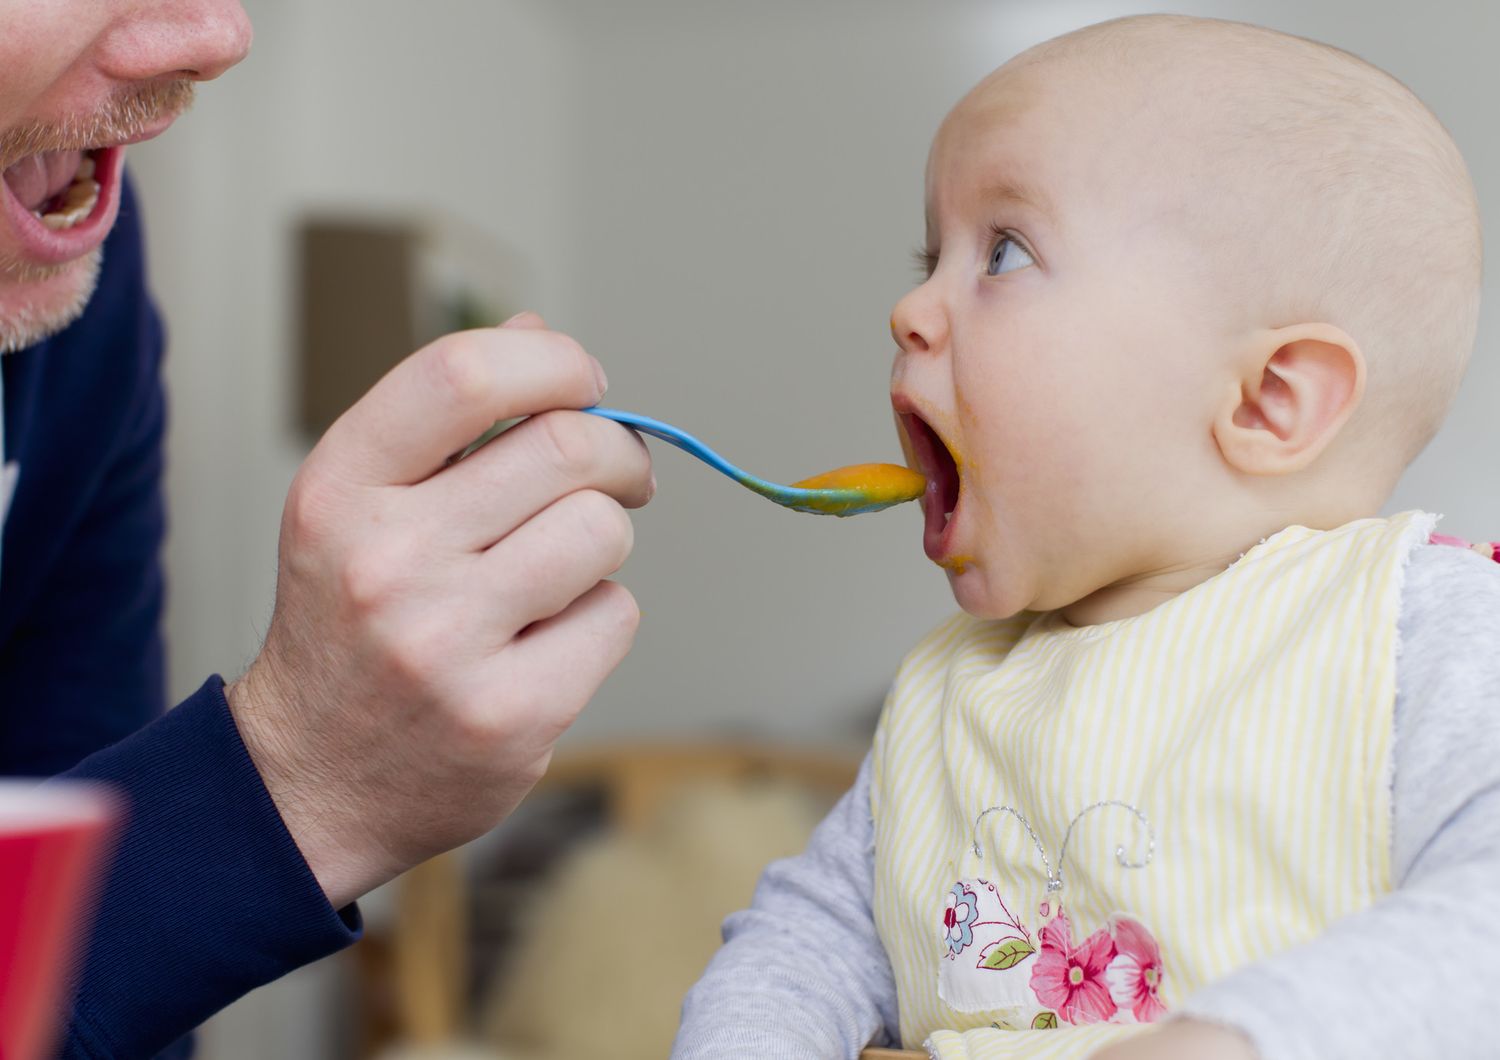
left=938, top=886, right=1165, bottom=1026
left=1104, top=914, right=1167, bottom=1022
left=937, top=801, right=1165, bottom=1027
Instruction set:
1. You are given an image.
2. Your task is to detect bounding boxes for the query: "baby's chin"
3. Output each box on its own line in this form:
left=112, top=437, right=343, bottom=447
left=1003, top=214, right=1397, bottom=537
left=944, top=561, right=1035, bottom=621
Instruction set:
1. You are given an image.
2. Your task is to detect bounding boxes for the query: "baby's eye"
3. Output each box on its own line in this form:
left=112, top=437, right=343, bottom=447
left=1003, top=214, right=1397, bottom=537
left=987, top=233, right=1034, bottom=276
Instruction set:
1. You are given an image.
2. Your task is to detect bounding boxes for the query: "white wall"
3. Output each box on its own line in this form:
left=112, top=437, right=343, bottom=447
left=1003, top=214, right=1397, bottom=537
left=136, top=0, right=1500, bottom=748
left=127, top=1, right=1498, bottom=1055
left=130, top=2, right=582, bottom=1054
left=132, top=0, right=583, bottom=714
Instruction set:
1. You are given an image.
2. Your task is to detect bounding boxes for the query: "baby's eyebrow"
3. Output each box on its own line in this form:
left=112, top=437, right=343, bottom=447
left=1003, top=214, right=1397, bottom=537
left=978, top=176, right=1053, bottom=221
left=923, top=175, right=1054, bottom=241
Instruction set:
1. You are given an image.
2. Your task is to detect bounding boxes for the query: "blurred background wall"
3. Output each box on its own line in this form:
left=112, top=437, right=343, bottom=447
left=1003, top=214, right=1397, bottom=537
left=125, top=0, right=1498, bottom=1055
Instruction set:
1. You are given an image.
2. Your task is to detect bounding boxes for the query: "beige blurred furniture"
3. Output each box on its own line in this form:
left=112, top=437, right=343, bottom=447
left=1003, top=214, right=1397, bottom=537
left=362, top=741, right=867, bottom=1057
left=391, top=853, right=468, bottom=1044
left=538, top=742, right=862, bottom=834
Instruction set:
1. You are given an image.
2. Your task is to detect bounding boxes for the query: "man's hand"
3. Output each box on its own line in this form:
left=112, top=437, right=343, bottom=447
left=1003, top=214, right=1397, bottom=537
left=1088, top=1019, right=1259, bottom=1060
left=225, top=313, right=653, bottom=908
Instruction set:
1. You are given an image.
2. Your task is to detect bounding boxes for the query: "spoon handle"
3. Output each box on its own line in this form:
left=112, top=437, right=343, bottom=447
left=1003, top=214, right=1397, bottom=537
left=582, top=406, right=780, bottom=493
left=581, top=405, right=923, bottom=516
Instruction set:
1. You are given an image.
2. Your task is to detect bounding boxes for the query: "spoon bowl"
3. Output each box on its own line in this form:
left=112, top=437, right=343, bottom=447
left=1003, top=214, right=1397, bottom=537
left=584, top=407, right=924, bottom=516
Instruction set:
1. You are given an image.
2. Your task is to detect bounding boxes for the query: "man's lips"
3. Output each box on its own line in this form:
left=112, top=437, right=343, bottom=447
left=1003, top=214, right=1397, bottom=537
left=1, top=146, right=122, bottom=267
left=896, top=409, right=963, bottom=562
left=0, top=111, right=180, bottom=269
left=104, top=112, right=180, bottom=150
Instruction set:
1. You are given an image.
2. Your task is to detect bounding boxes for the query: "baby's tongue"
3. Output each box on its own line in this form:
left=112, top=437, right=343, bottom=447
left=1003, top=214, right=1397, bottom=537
left=3, top=150, right=83, bottom=212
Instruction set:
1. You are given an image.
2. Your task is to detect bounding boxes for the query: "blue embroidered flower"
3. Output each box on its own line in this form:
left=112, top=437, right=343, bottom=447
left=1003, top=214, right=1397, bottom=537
left=944, top=882, right=979, bottom=955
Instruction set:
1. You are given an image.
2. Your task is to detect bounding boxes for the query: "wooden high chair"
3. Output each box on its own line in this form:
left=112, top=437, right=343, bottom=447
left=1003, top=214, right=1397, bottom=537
left=369, top=740, right=888, bottom=1056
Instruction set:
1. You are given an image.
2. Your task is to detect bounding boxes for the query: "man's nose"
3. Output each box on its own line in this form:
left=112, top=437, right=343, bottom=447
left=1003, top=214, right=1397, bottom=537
left=97, top=0, right=253, bottom=84
left=890, top=281, right=949, bottom=356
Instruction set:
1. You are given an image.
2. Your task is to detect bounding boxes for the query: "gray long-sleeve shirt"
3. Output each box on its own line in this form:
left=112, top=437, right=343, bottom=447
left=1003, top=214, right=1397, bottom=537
left=673, top=542, right=1500, bottom=1059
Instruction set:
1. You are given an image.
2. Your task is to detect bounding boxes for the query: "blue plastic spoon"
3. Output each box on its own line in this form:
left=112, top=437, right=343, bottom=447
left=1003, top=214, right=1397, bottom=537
left=583, top=406, right=925, bottom=517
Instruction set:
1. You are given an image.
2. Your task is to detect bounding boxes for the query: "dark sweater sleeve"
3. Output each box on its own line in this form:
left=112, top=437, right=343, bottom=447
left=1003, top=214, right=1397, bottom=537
left=0, top=177, right=360, bottom=1058
left=56, top=678, right=361, bottom=1059
left=0, top=181, right=169, bottom=775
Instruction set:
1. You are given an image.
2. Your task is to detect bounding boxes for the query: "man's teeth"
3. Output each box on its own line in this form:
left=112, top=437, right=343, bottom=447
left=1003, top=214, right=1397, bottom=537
left=35, top=156, right=98, bottom=231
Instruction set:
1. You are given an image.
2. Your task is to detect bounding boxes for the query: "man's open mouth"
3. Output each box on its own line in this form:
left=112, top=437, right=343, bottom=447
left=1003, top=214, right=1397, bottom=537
left=899, top=412, right=962, bottom=561
left=0, top=145, right=124, bottom=268
left=3, top=148, right=103, bottom=231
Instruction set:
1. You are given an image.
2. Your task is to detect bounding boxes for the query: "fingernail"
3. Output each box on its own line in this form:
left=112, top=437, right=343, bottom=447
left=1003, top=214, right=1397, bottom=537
left=594, top=360, right=609, bottom=396
left=501, top=310, right=531, bottom=327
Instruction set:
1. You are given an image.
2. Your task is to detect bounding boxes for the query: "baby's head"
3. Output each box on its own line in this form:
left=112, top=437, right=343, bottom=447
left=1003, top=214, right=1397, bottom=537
left=890, top=14, right=1481, bottom=624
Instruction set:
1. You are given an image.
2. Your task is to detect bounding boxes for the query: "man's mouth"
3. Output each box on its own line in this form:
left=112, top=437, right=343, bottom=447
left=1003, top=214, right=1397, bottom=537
left=0, top=82, right=193, bottom=271
left=0, top=145, right=124, bottom=269
left=3, top=149, right=102, bottom=231
left=899, top=412, right=962, bottom=562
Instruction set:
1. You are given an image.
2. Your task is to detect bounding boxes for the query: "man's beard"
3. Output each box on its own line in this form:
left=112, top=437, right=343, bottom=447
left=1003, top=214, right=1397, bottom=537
left=0, top=249, right=103, bottom=354
left=0, top=79, right=193, bottom=354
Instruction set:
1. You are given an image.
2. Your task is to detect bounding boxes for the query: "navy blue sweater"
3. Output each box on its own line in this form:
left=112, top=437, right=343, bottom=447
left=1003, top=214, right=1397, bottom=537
left=0, top=178, right=360, bottom=1058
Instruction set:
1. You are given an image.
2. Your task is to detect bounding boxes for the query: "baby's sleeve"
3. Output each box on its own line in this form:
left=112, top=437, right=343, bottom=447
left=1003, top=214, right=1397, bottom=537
left=671, top=752, right=899, bottom=1059
left=1175, top=542, right=1500, bottom=1059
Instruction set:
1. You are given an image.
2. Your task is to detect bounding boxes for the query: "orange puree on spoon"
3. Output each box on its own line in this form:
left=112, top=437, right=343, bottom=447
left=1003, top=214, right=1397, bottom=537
left=791, top=463, right=927, bottom=512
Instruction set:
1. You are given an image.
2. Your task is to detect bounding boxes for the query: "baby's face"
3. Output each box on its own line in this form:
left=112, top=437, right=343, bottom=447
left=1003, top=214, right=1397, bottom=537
left=890, top=62, right=1229, bottom=620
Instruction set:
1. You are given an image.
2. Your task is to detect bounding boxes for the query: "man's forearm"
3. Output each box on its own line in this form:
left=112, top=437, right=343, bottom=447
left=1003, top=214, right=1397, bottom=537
left=56, top=677, right=359, bottom=1059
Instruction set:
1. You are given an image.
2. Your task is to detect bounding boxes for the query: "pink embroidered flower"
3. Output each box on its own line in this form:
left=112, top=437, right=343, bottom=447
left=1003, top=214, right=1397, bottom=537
left=1028, top=912, right=1118, bottom=1024
left=1105, top=915, right=1167, bottom=1023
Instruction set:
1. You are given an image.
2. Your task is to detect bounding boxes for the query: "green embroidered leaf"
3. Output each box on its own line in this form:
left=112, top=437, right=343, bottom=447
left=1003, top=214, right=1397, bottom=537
left=1032, top=1011, right=1059, bottom=1030
left=980, top=937, right=1036, bottom=970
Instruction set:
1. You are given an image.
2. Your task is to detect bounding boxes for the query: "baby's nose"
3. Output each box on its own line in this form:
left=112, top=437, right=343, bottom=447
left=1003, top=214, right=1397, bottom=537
left=890, top=285, right=947, bottom=355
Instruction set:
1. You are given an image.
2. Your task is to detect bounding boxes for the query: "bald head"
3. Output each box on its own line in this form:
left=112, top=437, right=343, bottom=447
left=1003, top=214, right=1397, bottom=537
left=1002, top=15, right=1481, bottom=485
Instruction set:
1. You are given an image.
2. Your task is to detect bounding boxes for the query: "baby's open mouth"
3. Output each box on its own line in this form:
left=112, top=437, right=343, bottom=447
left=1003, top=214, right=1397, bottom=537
left=2, top=148, right=103, bottom=231
left=900, top=413, right=961, bottom=560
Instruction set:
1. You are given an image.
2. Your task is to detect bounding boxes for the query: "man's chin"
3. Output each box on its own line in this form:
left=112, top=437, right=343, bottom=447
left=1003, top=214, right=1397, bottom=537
left=0, top=250, right=102, bottom=355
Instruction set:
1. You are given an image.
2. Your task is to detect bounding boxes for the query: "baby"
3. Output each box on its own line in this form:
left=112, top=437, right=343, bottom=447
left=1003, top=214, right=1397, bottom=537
left=673, top=14, right=1499, bottom=1060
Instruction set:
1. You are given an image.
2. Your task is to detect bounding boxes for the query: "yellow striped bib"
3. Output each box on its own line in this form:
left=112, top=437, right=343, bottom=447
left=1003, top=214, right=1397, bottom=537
left=871, top=512, right=1433, bottom=1057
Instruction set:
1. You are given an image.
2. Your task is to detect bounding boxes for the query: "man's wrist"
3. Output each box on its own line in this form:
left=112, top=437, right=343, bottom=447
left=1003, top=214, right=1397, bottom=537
left=224, top=666, right=376, bottom=910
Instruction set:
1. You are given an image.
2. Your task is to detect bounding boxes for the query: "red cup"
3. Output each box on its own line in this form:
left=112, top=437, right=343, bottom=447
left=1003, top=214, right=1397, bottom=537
left=0, top=783, right=120, bottom=1060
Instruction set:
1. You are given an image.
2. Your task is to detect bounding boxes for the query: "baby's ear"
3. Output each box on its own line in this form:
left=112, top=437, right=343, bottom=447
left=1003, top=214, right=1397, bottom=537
left=1213, top=323, right=1365, bottom=476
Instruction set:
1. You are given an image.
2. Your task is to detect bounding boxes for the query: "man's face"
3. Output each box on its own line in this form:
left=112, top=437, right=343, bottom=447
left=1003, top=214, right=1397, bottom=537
left=889, top=61, right=1228, bottom=620
left=0, top=1, right=251, bottom=353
